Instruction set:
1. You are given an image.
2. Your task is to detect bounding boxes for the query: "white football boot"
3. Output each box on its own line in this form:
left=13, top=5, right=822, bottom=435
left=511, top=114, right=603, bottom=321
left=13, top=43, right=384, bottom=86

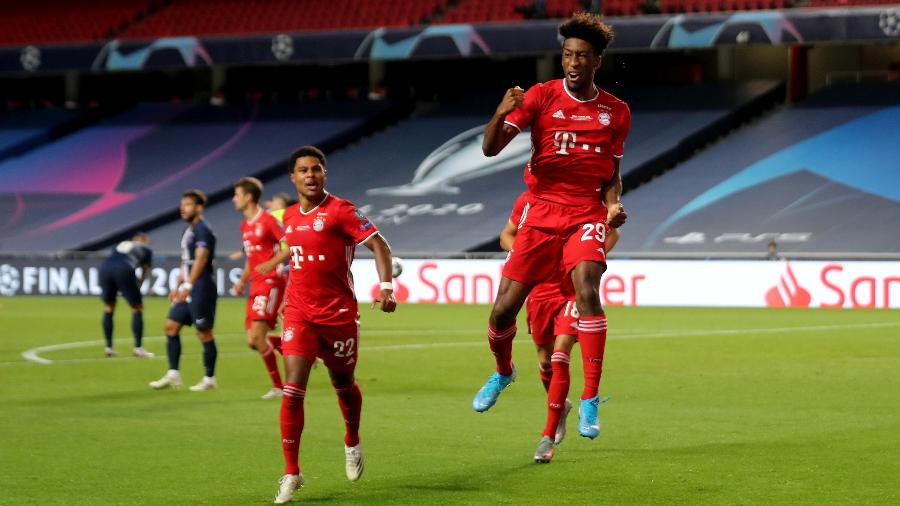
left=262, top=388, right=284, bottom=400
left=273, top=473, right=304, bottom=504
left=189, top=376, right=217, bottom=391
left=344, top=444, right=364, bottom=482
left=149, top=370, right=182, bottom=389
left=133, top=347, right=155, bottom=359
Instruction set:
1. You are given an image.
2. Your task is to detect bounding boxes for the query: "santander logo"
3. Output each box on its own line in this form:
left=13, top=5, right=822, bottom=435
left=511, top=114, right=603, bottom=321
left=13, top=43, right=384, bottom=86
left=765, top=262, right=811, bottom=308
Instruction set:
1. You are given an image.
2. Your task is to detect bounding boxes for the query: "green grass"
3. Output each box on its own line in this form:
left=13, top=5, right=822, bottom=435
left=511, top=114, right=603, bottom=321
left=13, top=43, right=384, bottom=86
left=1, top=297, right=898, bottom=505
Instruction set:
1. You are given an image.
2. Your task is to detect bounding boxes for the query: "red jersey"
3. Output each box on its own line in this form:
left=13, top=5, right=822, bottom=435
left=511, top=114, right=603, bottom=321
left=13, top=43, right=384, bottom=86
left=504, top=79, right=631, bottom=207
left=509, top=191, right=563, bottom=302
left=281, top=193, right=379, bottom=326
left=241, top=209, right=284, bottom=285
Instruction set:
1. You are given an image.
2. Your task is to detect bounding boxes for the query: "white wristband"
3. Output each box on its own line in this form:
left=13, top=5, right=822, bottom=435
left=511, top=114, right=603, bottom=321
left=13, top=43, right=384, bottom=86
left=179, top=282, right=193, bottom=292
left=380, top=281, right=393, bottom=291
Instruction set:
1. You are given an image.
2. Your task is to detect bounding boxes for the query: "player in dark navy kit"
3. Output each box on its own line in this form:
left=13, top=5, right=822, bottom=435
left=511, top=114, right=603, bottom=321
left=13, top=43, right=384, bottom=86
left=150, top=190, right=220, bottom=391
left=98, top=232, right=154, bottom=358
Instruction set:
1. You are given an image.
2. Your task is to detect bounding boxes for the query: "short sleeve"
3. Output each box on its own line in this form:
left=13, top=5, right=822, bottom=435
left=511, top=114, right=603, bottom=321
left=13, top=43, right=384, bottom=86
left=142, top=247, right=153, bottom=266
left=339, top=201, right=379, bottom=245
left=503, top=84, right=542, bottom=132
left=611, top=102, right=631, bottom=159
left=195, top=225, right=214, bottom=250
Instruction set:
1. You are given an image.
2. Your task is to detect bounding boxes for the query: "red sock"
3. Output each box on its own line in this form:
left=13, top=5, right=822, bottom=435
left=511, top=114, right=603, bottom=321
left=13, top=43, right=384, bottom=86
left=539, top=363, right=553, bottom=392
left=334, top=382, right=362, bottom=447
left=260, top=345, right=283, bottom=389
left=488, top=324, right=516, bottom=376
left=578, top=315, right=608, bottom=400
left=280, top=383, right=305, bottom=475
left=542, top=351, right=571, bottom=438
left=268, top=335, right=282, bottom=355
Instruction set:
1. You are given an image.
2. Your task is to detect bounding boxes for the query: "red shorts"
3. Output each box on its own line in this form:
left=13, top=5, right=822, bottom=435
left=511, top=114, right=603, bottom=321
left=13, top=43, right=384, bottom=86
left=527, top=297, right=579, bottom=346
left=503, top=197, right=608, bottom=290
left=281, top=317, right=360, bottom=373
left=245, top=278, right=285, bottom=330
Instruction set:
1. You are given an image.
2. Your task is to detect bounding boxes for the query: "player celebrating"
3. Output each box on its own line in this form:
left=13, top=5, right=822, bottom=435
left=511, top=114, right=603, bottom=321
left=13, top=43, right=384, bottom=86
left=98, top=232, right=154, bottom=358
left=255, top=146, right=397, bottom=504
left=149, top=190, right=220, bottom=392
left=231, top=177, right=287, bottom=399
left=473, top=12, right=630, bottom=443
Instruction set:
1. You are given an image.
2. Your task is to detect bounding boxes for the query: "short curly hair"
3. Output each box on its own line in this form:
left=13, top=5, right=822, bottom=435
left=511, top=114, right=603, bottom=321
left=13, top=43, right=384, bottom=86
left=559, top=12, right=615, bottom=56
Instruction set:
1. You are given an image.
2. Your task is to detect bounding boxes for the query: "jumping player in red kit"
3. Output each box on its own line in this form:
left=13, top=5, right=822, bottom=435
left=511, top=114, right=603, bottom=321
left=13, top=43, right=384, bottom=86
left=500, top=181, right=622, bottom=462
left=256, top=146, right=397, bottom=504
left=231, top=177, right=287, bottom=399
left=472, top=12, right=630, bottom=452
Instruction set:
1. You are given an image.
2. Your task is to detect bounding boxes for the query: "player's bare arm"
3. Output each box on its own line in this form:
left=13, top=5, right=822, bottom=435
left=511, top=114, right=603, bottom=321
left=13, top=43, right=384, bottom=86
left=482, top=87, right=524, bottom=156
left=139, top=262, right=151, bottom=285
left=174, top=246, right=209, bottom=303
left=499, top=220, right=517, bottom=252
left=364, top=234, right=397, bottom=313
left=604, top=159, right=627, bottom=229
left=257, top=248, right=291, bottom=275
left=233, top=257, right=251, bottom=295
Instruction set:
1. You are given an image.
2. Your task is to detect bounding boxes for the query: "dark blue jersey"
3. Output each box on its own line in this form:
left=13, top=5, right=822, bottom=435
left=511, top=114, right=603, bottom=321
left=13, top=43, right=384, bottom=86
left=180, top=219, right=216, bottom=280
left=108, top=241, right=153, bottom=270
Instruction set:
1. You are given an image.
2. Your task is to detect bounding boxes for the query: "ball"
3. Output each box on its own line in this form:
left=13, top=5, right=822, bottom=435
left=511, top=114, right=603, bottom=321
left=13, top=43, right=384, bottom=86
left=391, top=257, right=403, bottom=278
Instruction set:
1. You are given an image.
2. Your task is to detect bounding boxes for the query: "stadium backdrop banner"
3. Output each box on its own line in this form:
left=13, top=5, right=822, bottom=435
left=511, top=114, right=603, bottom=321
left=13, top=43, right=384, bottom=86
left=0, top=258, right=897, bottom=309
left=1, top=7, right=899, bottom=73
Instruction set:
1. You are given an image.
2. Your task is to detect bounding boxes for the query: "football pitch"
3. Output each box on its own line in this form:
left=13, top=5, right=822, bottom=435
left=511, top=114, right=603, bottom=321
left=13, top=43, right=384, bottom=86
left=1, top=297, right=898, bottom=505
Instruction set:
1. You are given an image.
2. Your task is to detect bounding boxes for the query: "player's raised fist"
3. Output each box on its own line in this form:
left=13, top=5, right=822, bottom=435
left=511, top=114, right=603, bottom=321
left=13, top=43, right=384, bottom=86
left=607, top=202, right=627, bottom=229
left=495, top=86, right=524, bottom=117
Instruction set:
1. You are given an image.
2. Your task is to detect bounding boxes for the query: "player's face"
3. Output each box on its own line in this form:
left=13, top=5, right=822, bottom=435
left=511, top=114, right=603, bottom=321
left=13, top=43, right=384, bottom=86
left=232, top=187, right=252, bottom=212
left=290, top=156, right=327, bottom=201
left=180, top=197, right=200, bottom=223
left=561, top=38, right=601, bottom=92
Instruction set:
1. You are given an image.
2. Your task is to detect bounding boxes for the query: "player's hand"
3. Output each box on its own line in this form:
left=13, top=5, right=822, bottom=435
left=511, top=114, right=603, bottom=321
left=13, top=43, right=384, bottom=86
left=607, top=202, right=627, bottom=229
left=231, top=281, right=244, bottom=296
left=167, top=290, right=176, bottom=303
left=495, top=86, right=524, bottom=117
left=256, top=262, right=273, bottom=275
left=371, top=289, right=397, bottom=313
left=173, top=287, right=189, bottom=304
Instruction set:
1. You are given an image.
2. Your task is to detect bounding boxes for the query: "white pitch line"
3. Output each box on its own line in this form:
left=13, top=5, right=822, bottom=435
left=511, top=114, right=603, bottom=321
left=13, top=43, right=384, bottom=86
left=10, top=321, right=900, bottom=367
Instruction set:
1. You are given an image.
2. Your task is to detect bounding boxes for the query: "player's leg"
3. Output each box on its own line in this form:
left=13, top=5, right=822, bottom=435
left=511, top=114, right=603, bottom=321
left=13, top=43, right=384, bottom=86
left=118, top=269, right=151, bottom=358
left=563, top=218, right=611, bottom=439
left=329, top=367, right=364, bottom=482
left=188, top=285, right=218, bottom=391
left=247, top=286, right=284, bottom=397
left=472, top=277, right=531, bottom=412
left=527, top=297, right=555, bottom=392
left=150, top=314, right=187, bottom=389
left=571, top=260, right=609, bottom=439
left=274, top=322, right=316, bottom=503
left=99, top=265, right=117, bottom=356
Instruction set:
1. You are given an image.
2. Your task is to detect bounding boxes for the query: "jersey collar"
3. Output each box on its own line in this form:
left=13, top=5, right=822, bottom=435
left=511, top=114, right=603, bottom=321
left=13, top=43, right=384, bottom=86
left=246, top=208, right=264, bottom=225
left=299, top=192, right=330, bottom=216
left=562, top=80, right=599, bottom=103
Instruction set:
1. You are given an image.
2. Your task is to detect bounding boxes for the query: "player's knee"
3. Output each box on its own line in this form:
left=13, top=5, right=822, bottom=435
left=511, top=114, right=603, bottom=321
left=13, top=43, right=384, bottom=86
left=164, top=321, right=179, bottom=335
left=131, top=305, right=143, bottom=313
left=575, top=284, right=601, bottom=313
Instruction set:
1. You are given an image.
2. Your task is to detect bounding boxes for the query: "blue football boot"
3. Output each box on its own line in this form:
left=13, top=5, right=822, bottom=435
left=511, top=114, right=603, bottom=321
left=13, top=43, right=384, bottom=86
left=472, top=364, right=517, bottom=412
left=578, top=395, right=610, bottom=439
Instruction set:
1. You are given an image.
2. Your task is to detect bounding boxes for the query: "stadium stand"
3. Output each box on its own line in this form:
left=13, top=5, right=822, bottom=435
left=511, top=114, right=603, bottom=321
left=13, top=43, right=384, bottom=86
left=0, top=0, right=154, bottom=46
left=0, top=100, right=400, bottom=253
left=145, top=81, right=779, bottom=254
left=0, top=108, right=82, bottom=160
left=615, top=82, right=900, bottom=255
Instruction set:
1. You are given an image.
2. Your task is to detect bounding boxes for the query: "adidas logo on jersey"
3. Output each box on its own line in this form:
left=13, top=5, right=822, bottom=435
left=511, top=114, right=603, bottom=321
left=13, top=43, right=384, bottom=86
left=552, top=109, right=566, bottom=119
left=285, top=225, right=292, bottom=233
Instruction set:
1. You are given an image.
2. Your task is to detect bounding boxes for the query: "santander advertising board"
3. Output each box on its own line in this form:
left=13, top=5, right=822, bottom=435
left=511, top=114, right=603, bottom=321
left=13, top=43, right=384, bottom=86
left=351, top=259, right=900, bottom=309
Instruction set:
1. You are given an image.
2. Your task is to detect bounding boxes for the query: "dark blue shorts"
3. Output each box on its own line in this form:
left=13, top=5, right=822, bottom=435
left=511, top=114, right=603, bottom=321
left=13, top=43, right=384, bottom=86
left=99, top=261, right=143, bottom=306
left=167, top=280, right=217, bottom=331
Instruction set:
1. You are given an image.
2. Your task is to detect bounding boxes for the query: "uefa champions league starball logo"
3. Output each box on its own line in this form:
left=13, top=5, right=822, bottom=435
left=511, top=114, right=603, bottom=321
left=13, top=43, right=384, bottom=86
left=0, top=265, right=20, bottom=296
left=20, top=45, right=41, bottom=72
left=879, top=9, right=900, bottom=37
left=271, top=34, right=294, bottom=62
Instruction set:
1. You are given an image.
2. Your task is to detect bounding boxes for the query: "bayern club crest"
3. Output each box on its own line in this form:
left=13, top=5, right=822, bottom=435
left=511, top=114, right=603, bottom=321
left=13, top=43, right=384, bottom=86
left=255, top=224, right=262, bottom=236
left=283, top=328, right=294, bottom=342
left=313, top=217, right=325, bottom=232
left=598, top=112, right=611, bottom=126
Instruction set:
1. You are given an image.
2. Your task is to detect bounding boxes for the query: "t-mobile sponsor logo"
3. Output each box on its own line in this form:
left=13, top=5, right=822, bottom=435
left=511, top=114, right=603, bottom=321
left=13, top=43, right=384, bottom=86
left=765, top=263, right=811, bottom=308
